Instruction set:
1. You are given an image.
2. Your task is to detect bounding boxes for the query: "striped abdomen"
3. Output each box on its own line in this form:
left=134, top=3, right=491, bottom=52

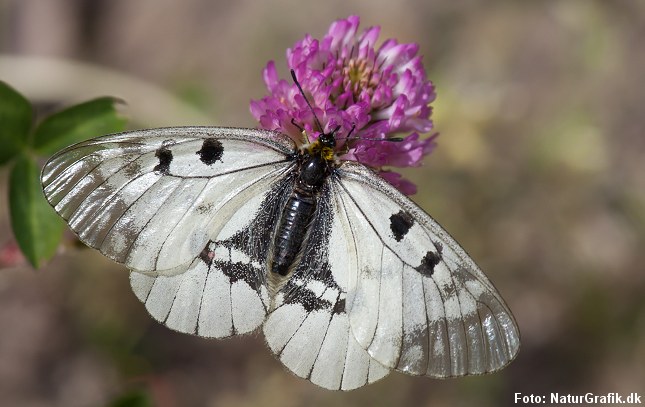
left=271, top=190, right=316, bottom=276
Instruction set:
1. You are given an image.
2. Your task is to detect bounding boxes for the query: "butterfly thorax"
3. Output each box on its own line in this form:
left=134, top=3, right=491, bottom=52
left=296, top=154, right=331, bottom=191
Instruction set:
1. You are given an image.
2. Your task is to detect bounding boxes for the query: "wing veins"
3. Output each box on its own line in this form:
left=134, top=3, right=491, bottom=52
left=150, top=175, right=210, bottom=270
left=338, top=168, right=504, bottom=301
left=447, top=265, right=470, bottom=375
left=305, top=288, right=338, bottom=381
left=339, top=173, right=510, bottom=374
left=394, top=259, right=405, bottom=369
left=51, top=138, right=187, bottom=198
left=165, top=159, right=292, bottom=180
left=419, top=272, right=432, bottom=374
left=429, top=276, right=451, bottom=376
left=366, top=244, right=385, bottom=349
left=455, top=273, right=502, bottom=371
left=61, top=152, right=148, bottom=221
left=45, top=151, right=126, bottom=204
left=473, top=300, right=488, bottom=371
left=119, top=179, right=187, bottom=263
left=80, top=169, right=157, bottom=249
left=456, top=266, right=511, bottom=324
left=76, top=132, right=294, bottom=156
left=151, top=163, right=291, bottom=271
left=477, top=301, right=510, bottom=367
left=141, top=274, right=155, bottom=304
left=336, top=180, right=415, bottom=268
left=275, top=284, right=334, bottom=358
left=228, top=258, right=236, bottom=335
left=333, top=183, right=361, bottom=284
left=97, top=174, right=171, bottom=253
left=194, top=260, right=210, bottom=336
left=162, top=278, right=182, bottom=325
left=275, top=306, right=309, bottom=357
left=451, top=269, right=490, bottom=372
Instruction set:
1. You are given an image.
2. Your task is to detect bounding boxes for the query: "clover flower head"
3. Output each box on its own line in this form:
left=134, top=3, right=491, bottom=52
left=250, top=15, right=437, bottom=195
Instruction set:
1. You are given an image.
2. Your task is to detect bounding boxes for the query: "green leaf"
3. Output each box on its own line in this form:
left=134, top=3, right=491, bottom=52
left=32, top=97, right=126, bottom=155
left=0, top=81, right=33, bottom=165
left=107, top=389, right=153, bottom=407
left=9, top=155, right=65, bottom=268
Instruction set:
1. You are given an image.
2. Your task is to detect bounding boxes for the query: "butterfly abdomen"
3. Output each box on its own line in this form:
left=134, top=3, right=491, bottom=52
left=270, top=153, right=332, bottom=276
left=271, top=190, right=316, bottom=276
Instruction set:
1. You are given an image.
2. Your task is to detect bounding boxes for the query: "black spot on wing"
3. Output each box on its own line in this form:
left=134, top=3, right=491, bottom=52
left=196, top=138, right=224, bottom=165
left=198, top=241, right=263, bottom=292
left=199, top=244, right=214, bottom=265
left=416, top=250, right=442, bottom=276
left=432, top=240, right=443, bottom=254
left=214, top=260, right=263, bottom=292
left=153, top=146, right=173, bottom=174
left=332, top=297, right=346, bottom=315
left=283, top=282, right=332, bottom=313
left=390, top=210, right=415, bottom=242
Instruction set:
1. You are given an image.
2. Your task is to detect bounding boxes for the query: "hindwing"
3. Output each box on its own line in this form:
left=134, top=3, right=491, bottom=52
left=263, top=183, right=390, bottom=390
left=130, top=173, right=295, bottom=337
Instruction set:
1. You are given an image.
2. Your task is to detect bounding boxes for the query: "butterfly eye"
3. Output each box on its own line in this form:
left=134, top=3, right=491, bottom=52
left=319, top=130, right=337, bottom=148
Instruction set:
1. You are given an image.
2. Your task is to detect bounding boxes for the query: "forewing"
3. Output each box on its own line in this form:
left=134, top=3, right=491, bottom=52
left=129, top=168, right=296, bottom=338
left=335, top=162, right=520, bottom=378
left=41, top=126, right=295, bottom=275
left=262, top=183, right=390, bottom=390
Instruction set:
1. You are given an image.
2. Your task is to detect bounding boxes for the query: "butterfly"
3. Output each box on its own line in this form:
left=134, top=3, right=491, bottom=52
left=40, top=79, right=519, bottom=391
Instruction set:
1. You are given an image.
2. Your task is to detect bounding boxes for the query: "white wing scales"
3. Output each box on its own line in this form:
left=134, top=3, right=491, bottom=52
left=334, top=161, right=520, bottom=377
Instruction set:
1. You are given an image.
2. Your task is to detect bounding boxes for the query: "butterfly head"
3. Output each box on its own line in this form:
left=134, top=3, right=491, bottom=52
left=317, top=128, right=337, bottom=150
left=301, top=125, right=339, bottom=163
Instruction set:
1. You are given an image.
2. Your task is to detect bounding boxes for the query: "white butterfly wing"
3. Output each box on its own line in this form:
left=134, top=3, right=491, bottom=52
left=41, top=127, right=295, bottom=275
left=42, top=127, right=297, bottom=338
left=263, top=184, right=390, bottom=390
left=333, top=162, right=520, bottom=377
left=130, top=173, right=296, bottom=337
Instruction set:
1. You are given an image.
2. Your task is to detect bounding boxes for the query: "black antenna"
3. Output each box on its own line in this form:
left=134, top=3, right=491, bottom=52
left=290, top=118, right=304, bottom=133
left=290, top=69, right=405, bottom=144
left=339, top=135, right=404, bottom=143
left=291, top=69, right=325, bottom=134
left=338, top=124, right=404, bottom=142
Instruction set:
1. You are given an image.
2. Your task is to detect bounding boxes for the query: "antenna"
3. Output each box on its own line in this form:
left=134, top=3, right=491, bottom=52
left=290, top=69, right=404, bottom=144
left=291, top=69, right=325, bottom=134
left=341, top=136, right=404, bottom=142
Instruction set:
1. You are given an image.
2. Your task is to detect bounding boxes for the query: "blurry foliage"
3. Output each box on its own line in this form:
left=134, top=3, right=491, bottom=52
left=0, top=81, right=125, bottom=267
left=107, top=388, right=153, bottom=407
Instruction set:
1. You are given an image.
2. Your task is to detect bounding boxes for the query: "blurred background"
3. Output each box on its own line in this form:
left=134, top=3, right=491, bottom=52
left=1, top=1, right=644, bottom=406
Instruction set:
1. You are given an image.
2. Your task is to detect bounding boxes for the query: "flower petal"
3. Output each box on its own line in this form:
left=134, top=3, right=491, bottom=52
left=250, top=15, right=438, bottom=195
